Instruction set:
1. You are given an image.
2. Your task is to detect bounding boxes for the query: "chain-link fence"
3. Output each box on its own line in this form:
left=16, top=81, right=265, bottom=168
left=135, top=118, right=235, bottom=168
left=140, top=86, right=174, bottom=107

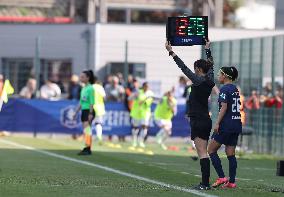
left=204, top=35, right=284, bottom=156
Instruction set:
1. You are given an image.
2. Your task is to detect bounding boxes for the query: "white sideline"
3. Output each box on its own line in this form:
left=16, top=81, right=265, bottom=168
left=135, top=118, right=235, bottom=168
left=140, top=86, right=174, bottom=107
left=0, top=139, right=218, bottom=197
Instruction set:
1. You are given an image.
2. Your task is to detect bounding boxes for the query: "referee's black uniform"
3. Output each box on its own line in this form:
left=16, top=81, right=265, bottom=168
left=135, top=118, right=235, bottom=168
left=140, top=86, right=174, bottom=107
left=171, top=48, right=214, bottom=189
left=173, top=49, right=214, bottom=141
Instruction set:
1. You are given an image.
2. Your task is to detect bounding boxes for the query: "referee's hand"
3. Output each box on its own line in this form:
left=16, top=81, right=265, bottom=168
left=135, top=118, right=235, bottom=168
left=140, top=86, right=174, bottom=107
left=213, top=123, right=219, bottom=133
left=165, top=41, right=172, bottom=52
left=205, top=39, right=211, bottom=49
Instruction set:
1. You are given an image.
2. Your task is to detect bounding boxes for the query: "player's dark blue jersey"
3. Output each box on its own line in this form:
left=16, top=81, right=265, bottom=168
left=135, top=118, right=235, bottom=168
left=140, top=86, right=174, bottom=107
left=218, top=84, right=242, bottom=133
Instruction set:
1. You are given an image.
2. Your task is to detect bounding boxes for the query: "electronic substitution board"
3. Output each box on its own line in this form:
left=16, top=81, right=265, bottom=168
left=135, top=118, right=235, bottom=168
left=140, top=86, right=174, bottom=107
left=167, top=16, right=208, bottom=46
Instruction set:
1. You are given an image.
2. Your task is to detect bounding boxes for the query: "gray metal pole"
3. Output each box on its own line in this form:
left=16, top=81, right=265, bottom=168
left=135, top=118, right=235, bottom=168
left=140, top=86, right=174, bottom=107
left=34, top=36, right=41, bottom=96
left=239, top=39, right=243, bottom=88
left=85, top=28, right=91, bottom=69
left=248, top=39, right=253, bottom=93
left=124, top=41, right=129, bottom=81
left=272, top=36, right=276, bottom=94
left=34, top=36, right=40, bottom=138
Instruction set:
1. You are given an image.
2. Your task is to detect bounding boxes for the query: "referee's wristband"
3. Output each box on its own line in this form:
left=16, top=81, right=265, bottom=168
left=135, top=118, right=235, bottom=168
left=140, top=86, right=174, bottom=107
left=169, top=51, right=174, bottom=56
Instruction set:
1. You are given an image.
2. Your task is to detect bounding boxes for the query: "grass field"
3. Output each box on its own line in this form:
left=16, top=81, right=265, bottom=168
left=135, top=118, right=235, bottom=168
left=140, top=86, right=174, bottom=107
left=0, top=135, right=283, bottom=197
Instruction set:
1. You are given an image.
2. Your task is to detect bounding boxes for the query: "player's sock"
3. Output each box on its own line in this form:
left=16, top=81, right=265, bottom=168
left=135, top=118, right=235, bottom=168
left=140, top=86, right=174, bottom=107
left=139, top=128, right=147, bottom=147
left=132, top=128, right=139, bottom=147
left=200, top=158, right=210, bottom=186
left=227, top=155, right=237, bottom=183
left=156, top=128, right=164, bottom=144
left=209, top=152, right=225, bottom=178
left=84, top=126, right=92, bottom=149
left=161, top=130, right=169, bottom=144
left=95, top=124, right=103, bottom=141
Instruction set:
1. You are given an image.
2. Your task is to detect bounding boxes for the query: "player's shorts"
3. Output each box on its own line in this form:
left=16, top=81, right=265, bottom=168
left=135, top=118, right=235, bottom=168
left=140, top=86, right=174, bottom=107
left=131, top=118, right=141, bottom=127
left=94, top=115, right=104, bottom=124
left=81, top=110, right=95, bottom=122
left=211, top=132, right=239, bottom=146
left=140, top=117, right=150, bottom=127
left=190, top=116, right=212, bottom=141
left=155, top=119, right=172, bottom=129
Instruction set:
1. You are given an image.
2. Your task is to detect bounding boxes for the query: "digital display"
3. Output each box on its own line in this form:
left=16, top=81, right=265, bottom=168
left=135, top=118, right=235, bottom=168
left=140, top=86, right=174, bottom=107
left=167, top=16, right=208, bottom=46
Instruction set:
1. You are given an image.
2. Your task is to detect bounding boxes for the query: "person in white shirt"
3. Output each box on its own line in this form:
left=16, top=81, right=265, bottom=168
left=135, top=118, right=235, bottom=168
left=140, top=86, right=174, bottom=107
left=19, top=78, right=37, bottom=99
left=40, top=79, right=61, bottom=100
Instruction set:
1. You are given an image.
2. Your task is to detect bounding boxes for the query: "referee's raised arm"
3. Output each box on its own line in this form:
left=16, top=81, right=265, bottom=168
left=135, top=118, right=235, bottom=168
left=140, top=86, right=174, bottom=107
left=165, top=41, right=203, bottom=85
left=204, top=39, right=214, bottom=83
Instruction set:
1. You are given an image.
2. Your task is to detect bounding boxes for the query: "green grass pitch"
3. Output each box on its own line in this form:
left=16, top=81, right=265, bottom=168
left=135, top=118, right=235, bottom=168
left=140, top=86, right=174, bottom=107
left=0, top=135, right=283, bottom=197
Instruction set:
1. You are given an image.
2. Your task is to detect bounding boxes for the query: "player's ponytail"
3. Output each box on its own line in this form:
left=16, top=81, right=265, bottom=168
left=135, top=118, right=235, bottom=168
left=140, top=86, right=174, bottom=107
left=83, top=70, right=96, bottom=84
left=220, top=66, right=238, bottom=81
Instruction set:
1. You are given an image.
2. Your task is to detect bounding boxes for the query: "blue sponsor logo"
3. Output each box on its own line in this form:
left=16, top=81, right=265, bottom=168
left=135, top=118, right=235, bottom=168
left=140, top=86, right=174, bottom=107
left=60, top=105, right=80, bottom=128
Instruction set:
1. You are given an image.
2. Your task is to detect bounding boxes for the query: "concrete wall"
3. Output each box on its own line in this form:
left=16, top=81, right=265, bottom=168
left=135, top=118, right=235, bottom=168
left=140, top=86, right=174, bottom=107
left=0, top=24, right=95, bottom=75
left=97, top=24, right=284, bottom=92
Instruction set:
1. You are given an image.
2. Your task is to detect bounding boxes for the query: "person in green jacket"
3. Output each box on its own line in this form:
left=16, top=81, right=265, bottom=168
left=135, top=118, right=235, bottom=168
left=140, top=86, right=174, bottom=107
left=74, top=70, right=95, bottom=155
left=155, top=91, right=177, bottom=150
left=129, top=82, right=154, bottom=148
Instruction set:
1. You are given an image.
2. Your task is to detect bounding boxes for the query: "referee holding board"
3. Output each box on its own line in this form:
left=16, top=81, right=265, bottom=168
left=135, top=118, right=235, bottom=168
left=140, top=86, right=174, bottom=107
left=165, top=39, right=214, bottom=190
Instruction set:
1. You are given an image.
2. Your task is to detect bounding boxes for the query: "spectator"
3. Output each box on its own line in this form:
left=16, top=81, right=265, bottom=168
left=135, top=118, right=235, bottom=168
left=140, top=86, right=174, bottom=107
left=51, top=74, right=65, bottom=94
left=40, top=79, right=61, bottom=100
left=103, top=74, right=113, bottom=88
left=105, top=76, right=125, bottom=102
left=125, top=75, right=135, bottom=111
left=19, top=78, right=37, bottom=99
left=245, top=90, right=260, bottom=110
left=174, top=76, right=187, bottom=104
left=68, top=74, right=81, bottom=100
left=265, top=90, right=283, bottom=109
left=116, top=72, right=125, bottom=86
left=0, top=74, right=4, bottom=96
left=245, top=89, right=260, bottom=127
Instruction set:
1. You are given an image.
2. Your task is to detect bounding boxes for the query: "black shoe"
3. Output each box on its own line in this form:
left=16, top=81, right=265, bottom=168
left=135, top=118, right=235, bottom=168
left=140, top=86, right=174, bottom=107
left=190, top=156, right=199, bottom=161
left=192, top=183, right=211, bottom=190
left=78, top=147, right=92, bottom=155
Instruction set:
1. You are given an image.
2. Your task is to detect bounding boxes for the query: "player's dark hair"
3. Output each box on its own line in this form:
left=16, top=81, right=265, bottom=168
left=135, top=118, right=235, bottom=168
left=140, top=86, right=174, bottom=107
left=142, top=82, right=148, bottom=87
left=220, top=66, right=238, bottom=81
left=82, top=70, right=95, bottom=84
left=194, top=59, right=212, bottom=73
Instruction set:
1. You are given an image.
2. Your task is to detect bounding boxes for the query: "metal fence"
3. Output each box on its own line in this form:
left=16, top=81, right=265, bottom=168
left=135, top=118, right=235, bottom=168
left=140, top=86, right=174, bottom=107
left=203, top=35, right=284, bottom=156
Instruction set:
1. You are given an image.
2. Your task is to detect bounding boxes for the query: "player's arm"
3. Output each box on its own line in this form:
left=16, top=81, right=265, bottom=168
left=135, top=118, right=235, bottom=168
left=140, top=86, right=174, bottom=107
left=214, top=102, right=227, bottom=133
left=165, top=41, right=204, bottom=85
left=88, top=88, right=95, bottom=120
left=204, top=39, right=215, bottom=83
left=73, top=105, right=81, bottom=120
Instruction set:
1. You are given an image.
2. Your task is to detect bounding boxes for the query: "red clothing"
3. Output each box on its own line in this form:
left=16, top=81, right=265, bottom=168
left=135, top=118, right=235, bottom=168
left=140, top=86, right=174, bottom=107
left=265, top=97, right=283, bottom=109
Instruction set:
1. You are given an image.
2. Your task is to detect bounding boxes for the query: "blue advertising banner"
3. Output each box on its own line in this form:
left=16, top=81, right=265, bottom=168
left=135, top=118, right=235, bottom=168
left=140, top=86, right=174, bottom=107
left=0, top=99, right=190, bottom=137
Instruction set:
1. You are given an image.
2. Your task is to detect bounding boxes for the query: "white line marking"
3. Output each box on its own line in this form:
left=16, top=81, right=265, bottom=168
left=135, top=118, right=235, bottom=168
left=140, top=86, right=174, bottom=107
left=0, top=139, right=217, bottom=197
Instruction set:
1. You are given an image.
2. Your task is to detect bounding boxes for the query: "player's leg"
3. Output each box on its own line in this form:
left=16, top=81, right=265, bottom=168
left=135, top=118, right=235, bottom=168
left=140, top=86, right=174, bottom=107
left=222, top=145, right=237, bottom=188
left=208, top=138, right=228, bottom=187
left=131, top=119, right=140, bottom=147
left=190, top=117, right=211, bottom=190
left=138, top=118, right=150, bottom=148
left=193, top=137, right=211, bottom=189
left=78, top=121, right=92, bottom=155
left=159, top=120, right=172, bottom=150
left=94, top=116, right=103, bottom=144
left=78, top=110, right=93, bottom=155
left=155, top=119, right=164, bottom=145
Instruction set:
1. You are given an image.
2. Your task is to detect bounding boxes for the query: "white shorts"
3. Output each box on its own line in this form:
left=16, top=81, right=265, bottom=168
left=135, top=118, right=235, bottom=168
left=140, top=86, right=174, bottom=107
left=131, top=118, right=151, bottom=127
left=131, top=118, right=141, bottom=127
left=94, top=116, right=104, bottom=124
left=140, top=117, right=150, bottom=127
left=155, top=119, right=172, bottom=130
